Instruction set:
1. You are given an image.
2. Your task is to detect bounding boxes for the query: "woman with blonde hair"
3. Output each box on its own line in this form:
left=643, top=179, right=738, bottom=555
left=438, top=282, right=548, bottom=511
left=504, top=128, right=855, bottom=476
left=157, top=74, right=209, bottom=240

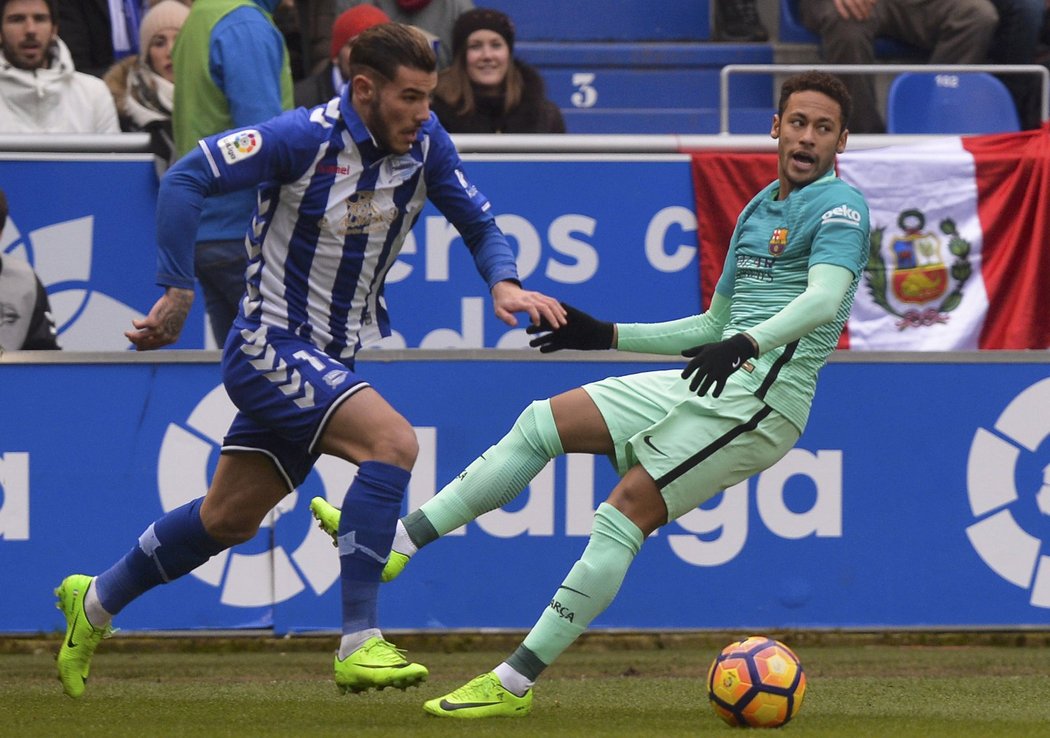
left=103, top=0, right=190, bottom=174
left=431, top=7, right=564, bottom=134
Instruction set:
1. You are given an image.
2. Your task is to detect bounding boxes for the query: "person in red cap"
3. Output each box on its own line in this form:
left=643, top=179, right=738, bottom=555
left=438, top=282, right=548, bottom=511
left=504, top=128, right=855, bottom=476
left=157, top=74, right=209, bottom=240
left=294, top=3, right=389, bottom=107
left=335, top=0, right=473, bottom=69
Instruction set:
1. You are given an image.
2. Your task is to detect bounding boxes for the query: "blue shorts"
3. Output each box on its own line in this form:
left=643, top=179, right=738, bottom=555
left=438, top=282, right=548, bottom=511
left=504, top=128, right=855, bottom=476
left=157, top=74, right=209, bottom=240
left=221, top=323, right=369, bottom=489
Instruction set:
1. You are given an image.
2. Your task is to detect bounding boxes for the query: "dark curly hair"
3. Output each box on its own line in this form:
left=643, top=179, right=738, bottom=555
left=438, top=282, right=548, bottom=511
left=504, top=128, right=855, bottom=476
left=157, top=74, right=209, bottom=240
left=777, top=71, right=852, bottom=131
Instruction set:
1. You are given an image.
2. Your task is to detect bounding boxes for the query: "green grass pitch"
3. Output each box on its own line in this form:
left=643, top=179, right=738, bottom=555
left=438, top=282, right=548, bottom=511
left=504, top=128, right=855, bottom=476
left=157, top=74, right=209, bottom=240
left=3, top=632, right=1050, bottom=737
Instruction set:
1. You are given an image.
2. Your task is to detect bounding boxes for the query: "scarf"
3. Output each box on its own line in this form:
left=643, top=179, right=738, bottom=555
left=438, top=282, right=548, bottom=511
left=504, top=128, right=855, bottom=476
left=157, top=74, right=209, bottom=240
left=123, top=60, right=173, bottom=129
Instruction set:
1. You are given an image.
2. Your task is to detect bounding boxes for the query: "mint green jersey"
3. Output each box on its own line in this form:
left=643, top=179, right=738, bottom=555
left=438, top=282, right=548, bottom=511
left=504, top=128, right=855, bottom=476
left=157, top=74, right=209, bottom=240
left=715, top=171, right=869, bottom=431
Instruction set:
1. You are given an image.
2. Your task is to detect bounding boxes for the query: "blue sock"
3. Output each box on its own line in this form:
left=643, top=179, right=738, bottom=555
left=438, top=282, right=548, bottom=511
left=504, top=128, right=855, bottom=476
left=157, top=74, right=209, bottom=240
left=337, top=461, right=410, bottom=635
left=93, top=498, right=227, bottom=615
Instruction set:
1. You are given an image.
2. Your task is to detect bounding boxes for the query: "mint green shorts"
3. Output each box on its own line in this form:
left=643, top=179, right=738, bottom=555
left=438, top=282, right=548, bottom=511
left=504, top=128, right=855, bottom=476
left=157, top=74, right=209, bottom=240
left=583, top=370, right=800, bottom=521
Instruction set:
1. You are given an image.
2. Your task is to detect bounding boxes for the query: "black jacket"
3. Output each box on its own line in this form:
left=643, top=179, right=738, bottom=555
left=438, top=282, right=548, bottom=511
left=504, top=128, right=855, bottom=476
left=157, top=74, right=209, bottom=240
left=432, top=61, right=565, bottom=134
left=294, top=62, right=338, bottom=109
left=57, top=0, right=113, bottom=77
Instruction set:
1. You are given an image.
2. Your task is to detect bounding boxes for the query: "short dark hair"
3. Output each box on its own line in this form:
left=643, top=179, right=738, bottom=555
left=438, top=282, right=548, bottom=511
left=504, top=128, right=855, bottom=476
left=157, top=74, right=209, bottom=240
left=777, top=71, right=852, bottom=131
left=0, top=0, right=57, bottom=21
left=348, top=22, right=436, bottom=82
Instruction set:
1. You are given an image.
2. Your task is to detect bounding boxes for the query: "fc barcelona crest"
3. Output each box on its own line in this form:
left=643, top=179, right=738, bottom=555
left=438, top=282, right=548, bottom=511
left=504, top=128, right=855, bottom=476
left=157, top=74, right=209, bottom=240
left=864, top=209, right=973, bottom=330
left=768, top=227, right=789, bottom=256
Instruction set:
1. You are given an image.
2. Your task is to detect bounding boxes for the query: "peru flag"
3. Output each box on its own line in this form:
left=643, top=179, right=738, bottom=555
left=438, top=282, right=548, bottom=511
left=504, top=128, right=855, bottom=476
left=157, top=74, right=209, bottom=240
left=689, top=126, right=1050, bottom=350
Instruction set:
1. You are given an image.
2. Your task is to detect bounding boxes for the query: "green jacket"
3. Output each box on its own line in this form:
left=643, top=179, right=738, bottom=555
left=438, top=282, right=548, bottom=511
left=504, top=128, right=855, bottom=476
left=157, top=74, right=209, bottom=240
left=172, top=0, right=293, bottom=159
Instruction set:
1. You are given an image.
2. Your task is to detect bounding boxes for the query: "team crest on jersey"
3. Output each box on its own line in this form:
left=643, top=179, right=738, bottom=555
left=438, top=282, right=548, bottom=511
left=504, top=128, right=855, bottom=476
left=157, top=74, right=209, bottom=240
left=455, top=169, right=479, bottom=198
left=322, top=369, right=349, bottom=388
left=319, top=191, right=397, bottom=235
left=864, top=208, right=973, bottom=330
left=768, top=227, right=789, bottom=256
left=218, top=130, right=261, bottom=164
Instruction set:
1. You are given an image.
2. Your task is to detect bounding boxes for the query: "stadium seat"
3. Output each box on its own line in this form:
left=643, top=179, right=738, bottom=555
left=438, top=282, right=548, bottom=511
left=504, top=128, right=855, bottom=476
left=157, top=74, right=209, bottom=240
left=778, top=0, right=820, bottom=44
left=778, top=0, right=924, bottom=58
left=515, top=42, right=775, bottom=134
left=886, top=72, right=1021, bottom=134
left=483, top=0, right=711, bottom=41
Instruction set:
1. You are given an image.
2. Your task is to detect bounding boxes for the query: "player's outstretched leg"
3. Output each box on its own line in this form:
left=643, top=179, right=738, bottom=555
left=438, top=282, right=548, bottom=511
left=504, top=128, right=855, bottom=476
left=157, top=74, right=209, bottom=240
left=423, top=672, right=532, bottom=718
left=54, top=497, right=231, bottom=698
left=422, top=502, right=644, bottom=717
left=333, top=636, right=428, bottom=693
left=312, top=399, right=565, bottom=583
left=54, top=574, right=113, bottom=698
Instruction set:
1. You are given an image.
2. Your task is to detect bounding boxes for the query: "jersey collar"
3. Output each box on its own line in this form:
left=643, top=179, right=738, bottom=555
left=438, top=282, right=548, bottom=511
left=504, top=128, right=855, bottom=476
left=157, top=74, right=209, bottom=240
left=772, top=167, right=837, bottom=200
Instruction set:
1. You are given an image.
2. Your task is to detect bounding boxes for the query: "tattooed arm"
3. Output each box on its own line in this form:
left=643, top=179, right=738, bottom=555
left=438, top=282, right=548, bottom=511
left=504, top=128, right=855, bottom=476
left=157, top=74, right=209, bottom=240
left=125, top=287, right=195, bottom=351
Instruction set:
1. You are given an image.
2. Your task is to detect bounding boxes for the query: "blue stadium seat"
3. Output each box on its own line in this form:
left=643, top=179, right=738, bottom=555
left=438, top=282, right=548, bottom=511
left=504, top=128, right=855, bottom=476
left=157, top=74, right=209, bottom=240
left=483, top=0, right=711, bottom=41
left=515, top=42, right=775, bottom=134
left=886, top=72, right=1021, bottom=134
left=559, top=108, right=774, bottom=135
left=778, top=0, right=820, bottom=43
left=779, top=0, right=924, bottom=59
left=534, top=68, right=768, bottom=110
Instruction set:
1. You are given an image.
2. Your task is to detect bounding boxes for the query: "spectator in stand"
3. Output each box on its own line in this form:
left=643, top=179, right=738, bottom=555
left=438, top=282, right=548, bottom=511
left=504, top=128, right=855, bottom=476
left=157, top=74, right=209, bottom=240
left=799, top=0, right=1000, bottom=133
left=56, top=0, right=190, bottom=78
left=430, top=7, right=564, bottom=134
left=103, top=1, right=190, bottom=176
left=335, top=0, right=473, bottom=69
left=294, top=3, right=388, bottom=107
left=0, top=0, right=120, bottom=133
left=172, top=0, right=293, bottom=347
left=56, top=0, right=140, bottom=78
left=0, top=188, right=60, bottom=351
left=275, top=0, right=336, bottom=81
left=713, top=0, right=769, bottom=42
left=987, top=0, right=1047, bottom=129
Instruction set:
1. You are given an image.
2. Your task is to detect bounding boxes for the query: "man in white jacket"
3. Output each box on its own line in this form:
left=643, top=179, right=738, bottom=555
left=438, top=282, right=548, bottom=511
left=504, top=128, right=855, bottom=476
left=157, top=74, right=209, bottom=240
left=0, top=0, right=119, bottom=133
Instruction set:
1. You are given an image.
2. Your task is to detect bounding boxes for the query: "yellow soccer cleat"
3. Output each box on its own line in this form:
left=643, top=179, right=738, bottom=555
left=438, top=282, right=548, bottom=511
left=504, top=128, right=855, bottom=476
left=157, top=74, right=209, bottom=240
left=423, top=672, right=533, bottom=718
left=309, top=496, right=340, bottom=545
left=310, top=497, right=413, bottom=582
left=54, top=574, right=113, bottom=698
left=333, top=636, right=428, bottom=694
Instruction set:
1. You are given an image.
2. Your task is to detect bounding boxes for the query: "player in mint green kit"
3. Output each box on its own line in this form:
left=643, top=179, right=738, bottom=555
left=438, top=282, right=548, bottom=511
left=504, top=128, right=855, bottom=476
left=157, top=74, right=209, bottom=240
left=311, top=70, right=870, bottom=718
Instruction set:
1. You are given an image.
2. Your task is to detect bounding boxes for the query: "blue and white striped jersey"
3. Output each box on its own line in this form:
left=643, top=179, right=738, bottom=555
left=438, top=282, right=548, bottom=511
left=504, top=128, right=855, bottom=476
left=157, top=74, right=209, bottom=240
left=156, top=93, right=519, bottom=359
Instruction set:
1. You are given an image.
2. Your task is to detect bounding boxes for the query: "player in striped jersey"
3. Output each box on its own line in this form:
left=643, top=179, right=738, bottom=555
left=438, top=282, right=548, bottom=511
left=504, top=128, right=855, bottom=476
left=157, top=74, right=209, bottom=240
left=312, top=70, right=870, bottom=718
left=53, top=23, right=565, bottom=699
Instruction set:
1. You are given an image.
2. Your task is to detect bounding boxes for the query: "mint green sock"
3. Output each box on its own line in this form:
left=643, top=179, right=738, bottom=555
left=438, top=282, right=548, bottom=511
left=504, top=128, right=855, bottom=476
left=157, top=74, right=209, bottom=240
left=511, top=502, right=644, bottom=677
left=412, top=400, right=564, bottom=542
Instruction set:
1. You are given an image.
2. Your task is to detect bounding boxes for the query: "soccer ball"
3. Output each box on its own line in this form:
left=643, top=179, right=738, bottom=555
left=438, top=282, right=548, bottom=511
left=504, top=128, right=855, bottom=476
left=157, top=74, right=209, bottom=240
left=707, top=636, right=806, bottom=728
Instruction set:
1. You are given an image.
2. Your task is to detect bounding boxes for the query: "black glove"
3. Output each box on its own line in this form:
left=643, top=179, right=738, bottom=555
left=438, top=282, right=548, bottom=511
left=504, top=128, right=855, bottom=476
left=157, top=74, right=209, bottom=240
left=681, top=333, right=757, bottom=398
left=526, top=302, right=614, bottom=353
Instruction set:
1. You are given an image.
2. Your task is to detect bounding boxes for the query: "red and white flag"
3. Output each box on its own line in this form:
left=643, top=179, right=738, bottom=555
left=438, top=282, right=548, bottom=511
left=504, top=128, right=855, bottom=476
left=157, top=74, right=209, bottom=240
left=689, top=126, right=1050, bottom=350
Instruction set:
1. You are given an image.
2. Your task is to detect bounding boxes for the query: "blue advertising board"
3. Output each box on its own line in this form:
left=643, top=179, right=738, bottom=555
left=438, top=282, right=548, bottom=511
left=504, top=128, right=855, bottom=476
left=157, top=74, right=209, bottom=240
left=0, top=155, right=210, bottom=349
left=0, top=155, right=700, bottom=351
left=2, top=352, right=1049, bottom=634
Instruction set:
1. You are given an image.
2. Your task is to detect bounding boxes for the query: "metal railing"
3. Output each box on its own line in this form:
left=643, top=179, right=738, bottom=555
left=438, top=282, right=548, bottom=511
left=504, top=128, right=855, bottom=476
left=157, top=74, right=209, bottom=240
left=0, top=131, right=959, bottom=157
left=719, top=63, right=1050, bottom=135
left=0, top=132, right=151, bottom=153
